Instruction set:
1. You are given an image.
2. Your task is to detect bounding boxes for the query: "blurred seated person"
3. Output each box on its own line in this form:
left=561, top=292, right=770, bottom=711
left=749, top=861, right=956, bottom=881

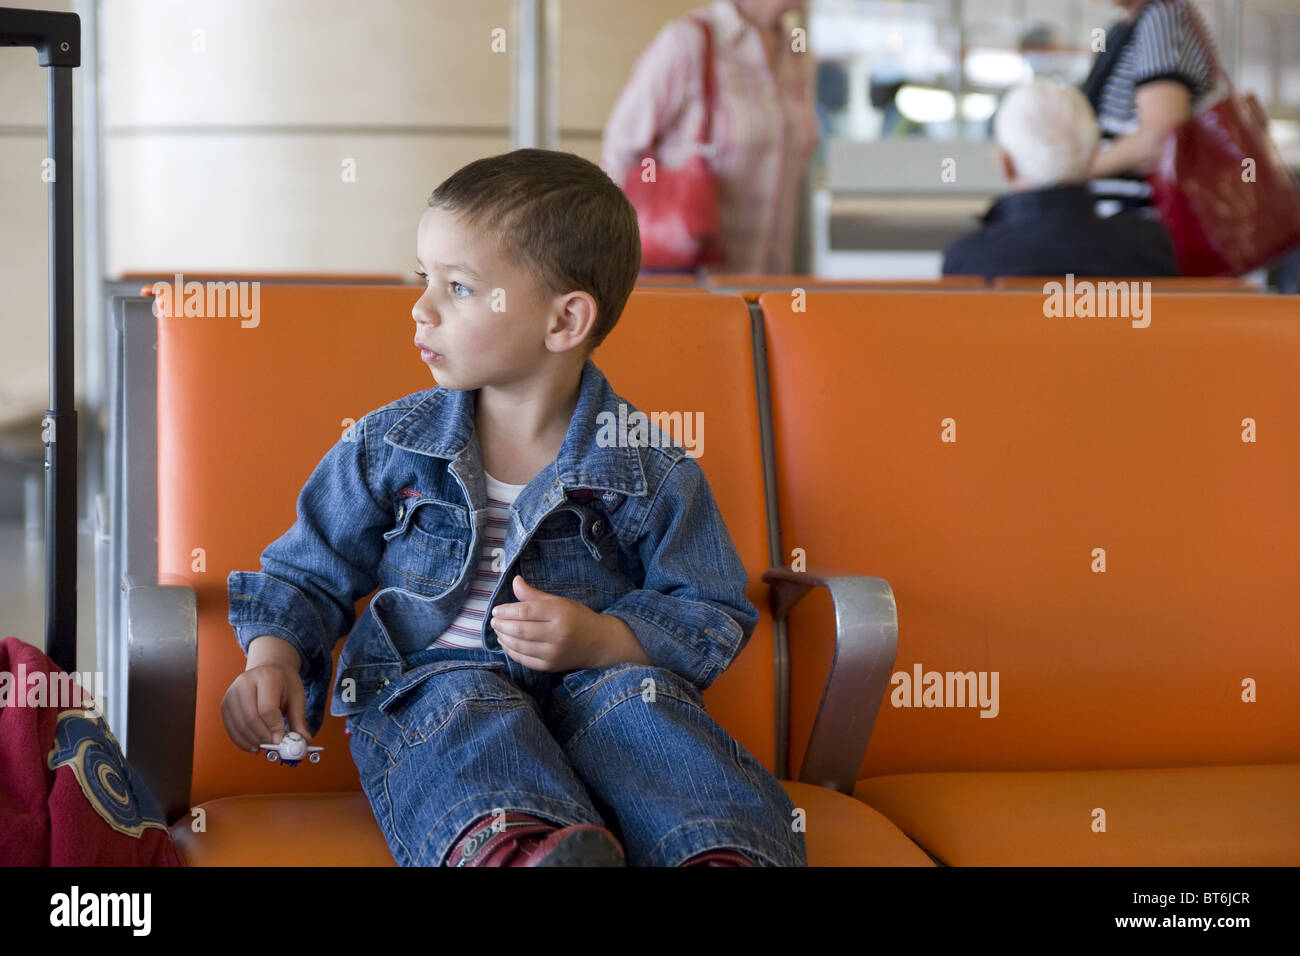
left=942, top=79, right=1178, bottom=279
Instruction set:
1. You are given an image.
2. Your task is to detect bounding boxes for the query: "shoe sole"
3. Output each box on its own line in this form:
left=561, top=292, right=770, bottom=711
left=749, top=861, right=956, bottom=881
left=532, top=828, right=626, bottom=867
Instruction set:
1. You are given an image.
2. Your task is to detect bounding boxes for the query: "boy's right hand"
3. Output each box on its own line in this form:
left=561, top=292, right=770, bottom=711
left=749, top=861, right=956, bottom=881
left=221, top=635, right=311, bottom=753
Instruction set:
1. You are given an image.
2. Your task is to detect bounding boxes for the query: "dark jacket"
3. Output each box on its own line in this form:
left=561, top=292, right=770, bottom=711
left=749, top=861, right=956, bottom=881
left=942, top=183, right=1180, bottom=280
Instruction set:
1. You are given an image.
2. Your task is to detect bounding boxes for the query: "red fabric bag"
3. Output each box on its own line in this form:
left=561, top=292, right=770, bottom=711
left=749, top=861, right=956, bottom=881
left=620, top=16, right=724, bottom=271
left=0, top=636, right=186, bottom=866
left=1148, top=0, right=1300, bottom=276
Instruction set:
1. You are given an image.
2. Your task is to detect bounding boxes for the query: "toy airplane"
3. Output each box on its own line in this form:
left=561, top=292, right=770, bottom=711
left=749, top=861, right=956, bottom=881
left=259, top=731, right=323, bottom=767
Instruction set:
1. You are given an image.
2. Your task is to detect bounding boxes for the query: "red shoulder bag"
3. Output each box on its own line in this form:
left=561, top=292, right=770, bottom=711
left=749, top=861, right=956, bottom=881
left=1148, top=0, right=1300, bottom=276
left=620, top=16, right=725, bottom=272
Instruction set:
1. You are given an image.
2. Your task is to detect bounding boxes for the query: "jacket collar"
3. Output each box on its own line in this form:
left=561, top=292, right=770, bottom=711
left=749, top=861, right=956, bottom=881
left=381, top=358, right=649, bottom=497
left=982, top=183, right=1097, bottom=225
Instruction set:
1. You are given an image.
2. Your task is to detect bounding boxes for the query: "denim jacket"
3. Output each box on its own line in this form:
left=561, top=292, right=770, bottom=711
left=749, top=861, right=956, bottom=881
left=228, top=358, right=758, bottom=737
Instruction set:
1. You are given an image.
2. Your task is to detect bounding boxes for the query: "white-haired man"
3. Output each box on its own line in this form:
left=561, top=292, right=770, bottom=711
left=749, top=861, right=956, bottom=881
left=942, top=78, right=1178, bottom=279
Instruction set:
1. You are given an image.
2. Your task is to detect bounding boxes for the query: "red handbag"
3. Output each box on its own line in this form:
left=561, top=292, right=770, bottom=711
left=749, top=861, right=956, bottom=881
left=620, top=16, right=725, bottom=271
left=1148, top=0, right=1300, bottom=276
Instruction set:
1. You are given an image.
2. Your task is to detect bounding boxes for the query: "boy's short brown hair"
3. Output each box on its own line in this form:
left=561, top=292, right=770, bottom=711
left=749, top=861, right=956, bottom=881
left=428, top=148, right=641, bottom=350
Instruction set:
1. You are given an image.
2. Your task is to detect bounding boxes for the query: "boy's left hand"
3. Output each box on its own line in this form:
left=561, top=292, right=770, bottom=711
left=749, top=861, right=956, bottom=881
left=490, top=575, right=649, bottom=671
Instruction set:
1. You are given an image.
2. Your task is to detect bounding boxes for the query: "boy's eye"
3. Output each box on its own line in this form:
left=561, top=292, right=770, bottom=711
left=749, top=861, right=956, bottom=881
left=413, top=271, right=470, bottom=298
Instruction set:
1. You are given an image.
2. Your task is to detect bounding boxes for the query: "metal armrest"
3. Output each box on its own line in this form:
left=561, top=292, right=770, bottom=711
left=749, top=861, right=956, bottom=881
left=114, top=295, right=197, bottom=826
left=125, top=583, right=197, bottom=826
left=761, top=565, right=898, bottom=795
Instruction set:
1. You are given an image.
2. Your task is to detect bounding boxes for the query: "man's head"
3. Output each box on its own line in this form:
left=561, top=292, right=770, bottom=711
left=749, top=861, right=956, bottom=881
left=412, top=149, right=640, bottom=391
left=993, top=79, right=1100, bottom=191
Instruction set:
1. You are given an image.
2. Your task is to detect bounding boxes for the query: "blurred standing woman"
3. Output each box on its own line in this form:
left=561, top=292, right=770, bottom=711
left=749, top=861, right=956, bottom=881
left=1082, top=0, right=1217, bottom=215
left=601, top=0, right=820, bottom=274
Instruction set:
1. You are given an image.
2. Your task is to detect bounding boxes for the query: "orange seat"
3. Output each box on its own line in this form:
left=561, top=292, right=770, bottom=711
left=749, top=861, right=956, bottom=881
left=706, top=272, right=986, bottom=289
left=705, top=273, right=986, bottom=301
left=151, top=286, right=931, bottom=865
left=170, top=782, right=934, bottom=867
left=856, top=764, right=1300, bottom=865
left=991, top=275, right=1261, bottom=292
left=761, top=290, right=1300, bottom=865
left=120, top=270, right=412, bottom=285
left=632, top=272, right=700, bottom=287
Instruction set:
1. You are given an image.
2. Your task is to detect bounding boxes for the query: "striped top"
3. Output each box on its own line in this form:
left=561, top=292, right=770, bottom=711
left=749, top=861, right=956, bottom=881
left=1085, top=0, right=1217, bottom=208
left=600, top=0, right=821, bottom=274
left=1092, top=0, right=1216, bottom=139
left=427, top=471, right=527, bottom=650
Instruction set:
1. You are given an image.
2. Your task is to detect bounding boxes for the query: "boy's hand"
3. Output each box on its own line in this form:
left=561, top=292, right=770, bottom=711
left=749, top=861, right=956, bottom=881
left=491, top=575, right=651, bottom=671
left=221, top=636, right=312, bottom=753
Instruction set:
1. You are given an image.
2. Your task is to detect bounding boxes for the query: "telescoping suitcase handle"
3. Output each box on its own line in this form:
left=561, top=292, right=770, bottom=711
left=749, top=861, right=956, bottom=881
left=0, top=6, right=81, bottom=675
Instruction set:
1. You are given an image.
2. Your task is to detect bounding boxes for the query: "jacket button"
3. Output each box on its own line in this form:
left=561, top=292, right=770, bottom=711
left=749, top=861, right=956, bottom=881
left=396, top=504, right=405, bottom=521
left=591, top=521, right=601, bottom=535
left=380, top=677, right=390, bottom=687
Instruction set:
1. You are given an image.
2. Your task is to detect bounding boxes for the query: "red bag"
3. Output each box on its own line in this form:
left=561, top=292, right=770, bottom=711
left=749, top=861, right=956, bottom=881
left=0, top=637, right=186, bottom=865
left=621, top=16, right=724, bottom=271
left=1148, top=0, right=1300, bottom=276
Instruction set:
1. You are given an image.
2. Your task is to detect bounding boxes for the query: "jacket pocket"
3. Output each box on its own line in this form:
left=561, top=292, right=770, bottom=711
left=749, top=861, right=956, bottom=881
left=518, top=506, right=629, bottom=600
left=380, top=498, right=468, bottom=597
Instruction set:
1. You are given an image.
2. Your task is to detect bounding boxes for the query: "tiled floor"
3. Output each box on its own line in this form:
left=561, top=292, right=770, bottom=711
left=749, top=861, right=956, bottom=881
left=0, top=516, right=100, bottom=674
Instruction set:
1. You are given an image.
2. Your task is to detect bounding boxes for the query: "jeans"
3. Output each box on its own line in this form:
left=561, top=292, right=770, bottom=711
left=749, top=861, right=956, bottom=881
left=344, top=644, right=807, bottom=866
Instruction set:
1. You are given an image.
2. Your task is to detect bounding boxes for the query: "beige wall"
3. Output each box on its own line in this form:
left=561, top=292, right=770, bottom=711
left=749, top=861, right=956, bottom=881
left=0, top=0, right=700, bottom=419
left=100, top=0, right=702, bottom=276
left=101, top=0, right=513, bottom=275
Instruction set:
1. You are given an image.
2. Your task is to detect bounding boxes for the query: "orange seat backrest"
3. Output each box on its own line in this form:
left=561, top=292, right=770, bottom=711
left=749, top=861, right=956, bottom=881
left=706, top=273, right=987, bottom=290
left=763, top=291, right=1300, bottom=778
left=122, top=272, right=413, bottom=284
left=991, top=275, right=1261, bottom=292
left=155, top=287, right=776, bottom=805
left=632, top=273, right=701, bottom=287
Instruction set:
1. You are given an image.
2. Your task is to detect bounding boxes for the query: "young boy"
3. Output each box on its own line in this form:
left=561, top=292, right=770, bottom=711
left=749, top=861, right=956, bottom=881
left=220, top=149, right=806, bottom=867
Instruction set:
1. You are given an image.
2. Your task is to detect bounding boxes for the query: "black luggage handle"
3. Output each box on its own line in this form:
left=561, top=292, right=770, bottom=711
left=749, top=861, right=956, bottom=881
left=0, top=6, right=80, bottom=65
left=1, top=6, right=81, bottom=675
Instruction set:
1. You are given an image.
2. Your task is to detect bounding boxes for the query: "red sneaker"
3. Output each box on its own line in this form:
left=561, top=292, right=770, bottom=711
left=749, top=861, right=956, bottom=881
left=447, top=812, right=626, bottom=867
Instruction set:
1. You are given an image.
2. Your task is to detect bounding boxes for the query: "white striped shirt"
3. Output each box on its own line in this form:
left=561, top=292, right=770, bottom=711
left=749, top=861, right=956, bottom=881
left=1087, top=0, right=1218, bottom=209
left=1094, top=0, right=1216, bottom=140
left=600, top=0, right=821, bottom=274
left=427, top=471, right=527, bottom=650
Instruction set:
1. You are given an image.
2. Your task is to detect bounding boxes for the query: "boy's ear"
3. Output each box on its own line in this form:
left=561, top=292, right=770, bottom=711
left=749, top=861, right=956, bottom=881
left=546, top=290, right=598, bottom=354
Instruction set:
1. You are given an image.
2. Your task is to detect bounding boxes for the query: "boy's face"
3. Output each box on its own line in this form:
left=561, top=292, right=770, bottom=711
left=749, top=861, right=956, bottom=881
left=412, top=205, right=591, bottom=391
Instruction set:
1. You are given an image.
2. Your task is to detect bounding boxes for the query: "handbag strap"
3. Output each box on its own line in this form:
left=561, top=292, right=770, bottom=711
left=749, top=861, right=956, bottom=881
left=1169, top=0, right=1229, bottom=92
left=688, top=15, right=715, bottom=146
left=1080, top=18, right=1138, bottom=110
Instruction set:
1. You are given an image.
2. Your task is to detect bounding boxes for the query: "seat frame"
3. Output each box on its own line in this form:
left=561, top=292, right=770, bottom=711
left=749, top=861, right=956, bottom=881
left=106, top=291, right=900, bottom=826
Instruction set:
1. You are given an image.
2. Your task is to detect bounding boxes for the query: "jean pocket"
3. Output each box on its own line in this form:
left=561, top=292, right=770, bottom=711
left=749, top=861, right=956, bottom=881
left=559, top=667, right=602, bottom=697
left=378, top=658, right=523, bottom=746
left=556, top=663, right=695, bottom=710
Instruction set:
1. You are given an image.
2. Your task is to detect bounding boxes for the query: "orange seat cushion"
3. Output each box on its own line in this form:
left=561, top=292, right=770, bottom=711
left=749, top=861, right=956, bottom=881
left=855, top=763, right=1300, bottom=865
left=170, top=792, right=396, bottom=866
left=171, top=783, right=935, bottom=866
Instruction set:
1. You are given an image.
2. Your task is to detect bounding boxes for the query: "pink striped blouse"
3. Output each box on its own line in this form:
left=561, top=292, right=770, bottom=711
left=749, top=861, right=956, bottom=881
left=601, top=0, right=821, bottom=274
